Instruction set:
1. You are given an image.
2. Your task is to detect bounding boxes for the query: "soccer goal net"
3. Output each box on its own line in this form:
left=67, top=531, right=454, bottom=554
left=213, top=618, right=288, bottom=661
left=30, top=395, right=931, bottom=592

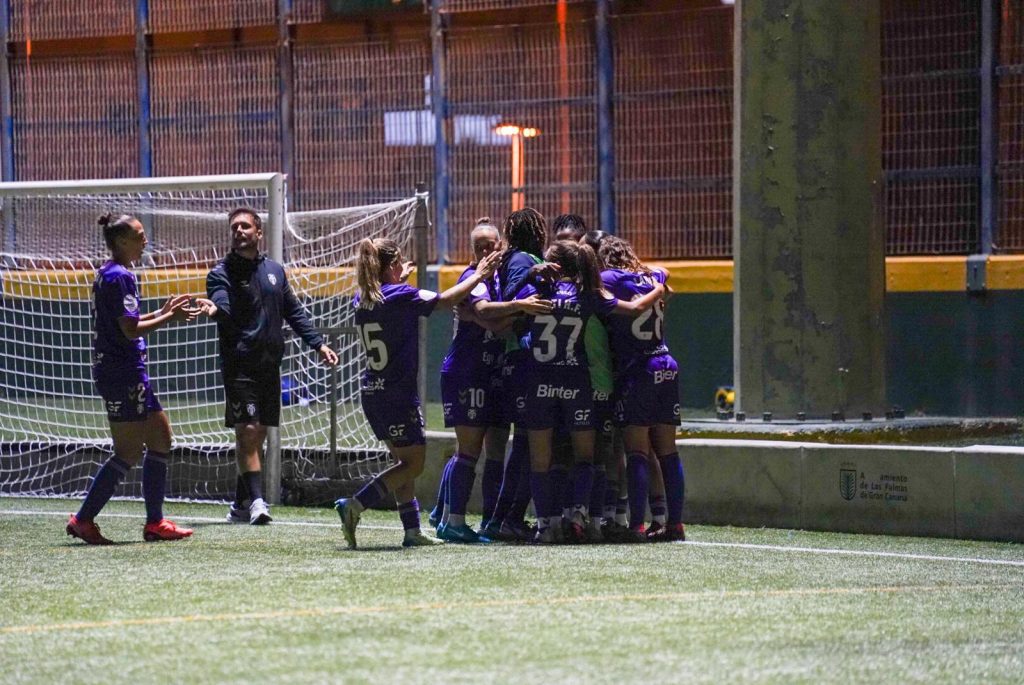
left=0, top=173, right=423, bottom=504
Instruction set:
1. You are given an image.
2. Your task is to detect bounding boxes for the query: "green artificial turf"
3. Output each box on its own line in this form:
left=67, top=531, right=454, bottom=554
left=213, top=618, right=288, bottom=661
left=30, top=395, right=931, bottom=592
left=1, top=497, right=1023, bottom=684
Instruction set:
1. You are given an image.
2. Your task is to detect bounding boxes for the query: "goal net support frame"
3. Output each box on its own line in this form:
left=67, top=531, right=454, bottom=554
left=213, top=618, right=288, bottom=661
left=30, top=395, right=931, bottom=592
left=0, top=172, right=429, bottom=505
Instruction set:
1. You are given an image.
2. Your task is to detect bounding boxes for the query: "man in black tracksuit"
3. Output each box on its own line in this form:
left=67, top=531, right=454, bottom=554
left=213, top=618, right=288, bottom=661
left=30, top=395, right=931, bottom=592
left=201, top=208, right=338, bottom=525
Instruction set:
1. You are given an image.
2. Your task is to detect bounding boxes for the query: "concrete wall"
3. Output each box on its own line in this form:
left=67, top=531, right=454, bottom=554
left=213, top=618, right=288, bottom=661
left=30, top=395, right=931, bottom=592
left=416, top=434, right=1024, bottom=543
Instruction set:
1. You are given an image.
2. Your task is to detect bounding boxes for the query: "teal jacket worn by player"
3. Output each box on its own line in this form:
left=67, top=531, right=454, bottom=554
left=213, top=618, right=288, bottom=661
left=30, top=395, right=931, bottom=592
left=206, top=251, right=325, bottom=367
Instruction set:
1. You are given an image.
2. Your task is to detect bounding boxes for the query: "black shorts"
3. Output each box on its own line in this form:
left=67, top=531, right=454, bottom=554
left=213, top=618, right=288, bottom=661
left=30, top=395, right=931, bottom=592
left=223, top=362, right=281, bottom=428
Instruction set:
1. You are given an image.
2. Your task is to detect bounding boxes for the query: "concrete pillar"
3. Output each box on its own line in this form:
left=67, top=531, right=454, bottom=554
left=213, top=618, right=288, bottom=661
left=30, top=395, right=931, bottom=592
left=733, top=0, right=886, bottom=419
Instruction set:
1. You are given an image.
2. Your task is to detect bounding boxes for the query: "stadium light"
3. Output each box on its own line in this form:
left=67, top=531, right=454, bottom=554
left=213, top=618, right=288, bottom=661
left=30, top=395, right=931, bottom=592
left=493, top=123, right=541, bottom=211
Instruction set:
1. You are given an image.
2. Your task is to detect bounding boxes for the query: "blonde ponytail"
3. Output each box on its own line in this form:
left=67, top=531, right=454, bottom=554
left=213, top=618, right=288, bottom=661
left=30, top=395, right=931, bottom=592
left=356, top=237, right=400, bottom=306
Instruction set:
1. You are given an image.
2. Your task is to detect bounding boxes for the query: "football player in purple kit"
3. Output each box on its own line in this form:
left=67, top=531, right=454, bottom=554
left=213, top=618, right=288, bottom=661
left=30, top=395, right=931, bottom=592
left=335, top=237, right=501, bottom=549
left=433, top=218, right=552, bottom=543
left=66, top=214, right=197, bottom=545
left=513, top=240, right=666, bottom=543
left=599, top=236, right=685, bottom=542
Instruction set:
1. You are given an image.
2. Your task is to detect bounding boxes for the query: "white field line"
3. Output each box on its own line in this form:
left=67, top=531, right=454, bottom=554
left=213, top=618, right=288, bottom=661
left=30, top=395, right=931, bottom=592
left=3, top=508, right=1024, bottom=568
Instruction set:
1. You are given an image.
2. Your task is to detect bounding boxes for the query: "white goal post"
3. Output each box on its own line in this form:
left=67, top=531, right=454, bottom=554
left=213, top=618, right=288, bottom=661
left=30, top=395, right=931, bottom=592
left=0, top=173, right=427, bottom=505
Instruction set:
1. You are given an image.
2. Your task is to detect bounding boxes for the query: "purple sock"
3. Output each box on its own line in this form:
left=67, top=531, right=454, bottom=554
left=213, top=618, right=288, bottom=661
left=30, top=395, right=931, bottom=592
left=650, top=494, right=667, bottom=523
left=142, top=450, right=168, bottom=524
left=549, top=467, right=568, bottom=514
left=571, top=462, right=595, bottom=511
left=529, top=471, right=553, bottom=526
left=431, top=457, right=454, bottom=521
left=658, top=452, right=685, bottom=524
left=626, top=452, right=649, bottom=529
left=481, top=458, right=504, bottom=522
left=449, top=453, right=478, bottom=516
left=77, top=455, right=131, bottom=522
left=398, top=498, right=421, bottom=531
left=494, top=429, right=529, bottom=523
left=355, top=478, right=390, bottom=510
left=509, top=446, right=533, bottom=522
left=590, top=467, right=607, bottom=517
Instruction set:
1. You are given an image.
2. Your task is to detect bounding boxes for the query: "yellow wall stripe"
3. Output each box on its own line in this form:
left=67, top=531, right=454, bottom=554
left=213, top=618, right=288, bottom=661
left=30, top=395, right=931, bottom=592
left=5, top=256, right=1024, bottom=300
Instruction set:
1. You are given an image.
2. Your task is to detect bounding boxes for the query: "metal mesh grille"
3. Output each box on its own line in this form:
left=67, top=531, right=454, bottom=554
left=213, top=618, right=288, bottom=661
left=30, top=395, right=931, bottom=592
left=149, top=0, right=276, bottom=33
left=882, top=0, right=980, bottom=254
left=150, top=48, right=282, bottom=177
left=999, top=0, right=1024, bottom=252
left=292, top=40, right=433, bottom=211
left=439, top=0, right=587, bottom=13
left=614, top=7, right=732, bottom=259
left=445, top=20, right=596, bottom=262
left=10, top=0, right=134, bottom=40
left=291, top=0, right=326, bottom=24
left=11, top=55, right=139, bottom=181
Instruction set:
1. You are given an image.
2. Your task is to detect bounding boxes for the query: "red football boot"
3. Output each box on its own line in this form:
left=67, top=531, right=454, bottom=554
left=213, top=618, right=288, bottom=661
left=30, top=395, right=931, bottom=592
left=66, top=514, right=113, bottom=545
left=143, top=518, right=194, bottom=542
left=662, top=522, right=686, bottom=542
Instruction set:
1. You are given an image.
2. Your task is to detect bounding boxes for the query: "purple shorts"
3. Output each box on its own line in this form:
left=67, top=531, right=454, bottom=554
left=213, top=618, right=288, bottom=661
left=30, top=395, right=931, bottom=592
left=94, top=365, right=162, bottom=423
left=614, top=353, right=681, bottom=427
left=515, top=366, right=594, bottom=432
left=361, top=378, right=425, bottom=447
left=441, top=368, right=501, bottom=428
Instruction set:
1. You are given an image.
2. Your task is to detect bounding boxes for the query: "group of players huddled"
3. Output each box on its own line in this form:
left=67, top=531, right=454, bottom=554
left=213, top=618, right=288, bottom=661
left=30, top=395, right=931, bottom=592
left=336, top=208, right=685, bottom=548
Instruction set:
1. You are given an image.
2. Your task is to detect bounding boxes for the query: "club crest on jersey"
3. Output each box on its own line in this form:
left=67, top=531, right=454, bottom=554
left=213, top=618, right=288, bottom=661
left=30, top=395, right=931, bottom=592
left=246, top=403, right=257, bottom=417
left=123, top=294, right=138, bottom=313
left=268, top=273, right=277, bottom=286
left=537, top=384, right=579, bottom=400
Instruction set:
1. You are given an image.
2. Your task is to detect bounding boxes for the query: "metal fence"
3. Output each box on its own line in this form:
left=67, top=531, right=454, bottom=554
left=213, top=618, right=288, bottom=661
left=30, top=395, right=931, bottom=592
left=149, top=47, right=282, bottom=178
left=1000, top=3, right=1024, bottom=252
left=2, top=0, right=1022, bottom=259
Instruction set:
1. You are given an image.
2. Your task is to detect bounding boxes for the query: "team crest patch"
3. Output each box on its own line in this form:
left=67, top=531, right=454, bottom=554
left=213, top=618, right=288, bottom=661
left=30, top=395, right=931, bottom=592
left=268, top=274, right=277, bottom=286
left=246, top=403, right=257, bottom=417
left=123, top=294, right=138, bottom=312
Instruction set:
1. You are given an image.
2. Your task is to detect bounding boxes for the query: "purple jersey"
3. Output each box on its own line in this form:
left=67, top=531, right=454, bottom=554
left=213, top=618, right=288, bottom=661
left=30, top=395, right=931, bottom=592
left=91, top=260, right=145, bottom=369
left=521, top=281, right=618, bottom=368
left=354, top=283, right=438, bottom=391
left=600, top=268, right=668, bottom=372
left=440, top=266, right=502, bottom=374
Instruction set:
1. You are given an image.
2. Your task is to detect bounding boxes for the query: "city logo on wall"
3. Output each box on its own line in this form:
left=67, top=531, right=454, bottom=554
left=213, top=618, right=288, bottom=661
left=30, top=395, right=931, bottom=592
left=840, top=467, right=857, bottom=501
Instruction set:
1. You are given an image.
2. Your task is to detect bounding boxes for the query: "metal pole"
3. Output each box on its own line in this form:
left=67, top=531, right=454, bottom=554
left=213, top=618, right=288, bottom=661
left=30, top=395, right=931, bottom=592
left=595, top=0, right=616, bottom=234
left=135, top=0, right=151, bottom=178
left=430, top=2, right=450, bottom=263
left=266, top=173, right=286, bottom=505
left=329, top=332, right=338, bottom=465
left=415, top=183, right=430, bottom=411
left=277, top=0, right=294, bottom=205
left=979, top=0, right=996, bottom=255
left=1, top=0, right=15, bottom=256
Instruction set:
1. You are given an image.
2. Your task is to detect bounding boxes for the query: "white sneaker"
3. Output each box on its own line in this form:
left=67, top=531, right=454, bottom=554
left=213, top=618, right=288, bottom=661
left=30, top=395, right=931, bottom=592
left=226, top=504, right=249, bottom=524
left=249, top=498, right=272, bottom=525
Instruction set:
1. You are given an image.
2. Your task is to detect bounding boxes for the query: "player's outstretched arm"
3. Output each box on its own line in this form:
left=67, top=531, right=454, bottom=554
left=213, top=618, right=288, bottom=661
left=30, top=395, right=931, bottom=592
left=435, top=250, right=501, bottom=309
left=118, top=294, right=195, bottom=338
left=607, top=281, right=665, bottom=318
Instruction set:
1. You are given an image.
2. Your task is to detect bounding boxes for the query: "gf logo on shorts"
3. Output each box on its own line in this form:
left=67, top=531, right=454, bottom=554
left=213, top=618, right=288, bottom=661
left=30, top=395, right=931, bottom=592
left=388, top=424, right=406, bottom=438
left=573, top=409, right=591, bottom=423
left=106, top=401, right=122, bottom=414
